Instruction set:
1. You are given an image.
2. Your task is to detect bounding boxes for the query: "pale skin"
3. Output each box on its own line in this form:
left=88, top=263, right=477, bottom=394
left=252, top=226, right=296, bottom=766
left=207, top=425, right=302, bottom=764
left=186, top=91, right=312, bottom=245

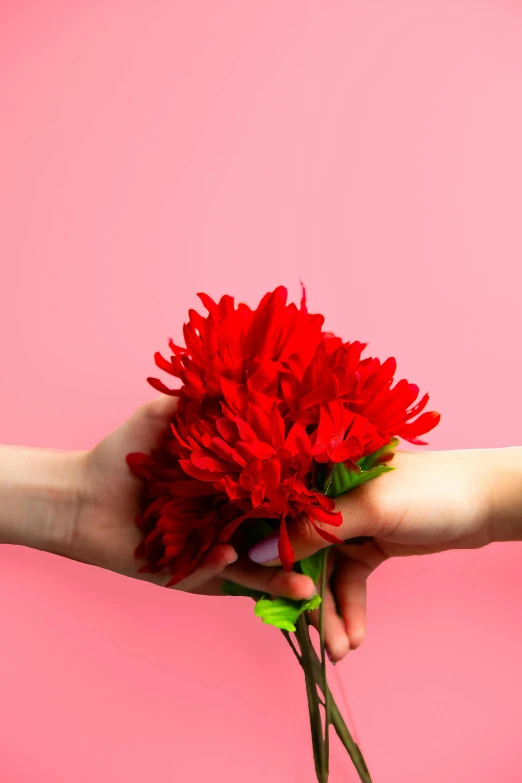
left=0, top=396, right=317, bottom=602
left=1, top=397, right=521, bottom=666
left=250, top=448, right=522, bottom=661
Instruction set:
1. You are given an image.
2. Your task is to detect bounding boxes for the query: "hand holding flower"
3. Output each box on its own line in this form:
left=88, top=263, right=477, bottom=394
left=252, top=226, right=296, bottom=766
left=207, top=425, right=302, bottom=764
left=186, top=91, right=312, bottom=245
left=250, top=447, right=522, bottom=660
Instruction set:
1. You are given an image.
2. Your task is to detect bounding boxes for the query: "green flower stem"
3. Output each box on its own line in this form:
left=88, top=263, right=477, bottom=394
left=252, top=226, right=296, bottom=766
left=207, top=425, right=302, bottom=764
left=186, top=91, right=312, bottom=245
left=294, top=614, right=327, bottom=782
left=319, top=548, right=331, bottom=771
left=282, top=622, right=373, bottom=783
left=307, top=635, right=372, bottom=783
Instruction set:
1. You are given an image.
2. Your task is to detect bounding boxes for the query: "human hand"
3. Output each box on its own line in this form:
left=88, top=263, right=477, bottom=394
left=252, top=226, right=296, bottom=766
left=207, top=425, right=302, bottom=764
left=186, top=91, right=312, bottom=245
left=249, top=448, right=522, bottom=660
left=71, top=395, right=316, bottom=599
left=0, top=397, right=316, bottom=602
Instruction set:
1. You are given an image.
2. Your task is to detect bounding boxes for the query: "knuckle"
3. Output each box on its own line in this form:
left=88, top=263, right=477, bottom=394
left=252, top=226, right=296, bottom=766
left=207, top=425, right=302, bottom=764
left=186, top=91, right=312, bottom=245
left=266, top=568, right=287, bottom=591
left=336, top=480, right=398, bottom=539
left=294, top=515, right=321, bottom=545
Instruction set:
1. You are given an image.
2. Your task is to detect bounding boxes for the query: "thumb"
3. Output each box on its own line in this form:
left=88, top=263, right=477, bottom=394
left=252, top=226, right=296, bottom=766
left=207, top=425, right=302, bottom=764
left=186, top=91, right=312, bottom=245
left=140, top=393, right=179, bottom=422
left=100, top=394, right=179, bottom=461
left=248, top=491, right=377, bottom=566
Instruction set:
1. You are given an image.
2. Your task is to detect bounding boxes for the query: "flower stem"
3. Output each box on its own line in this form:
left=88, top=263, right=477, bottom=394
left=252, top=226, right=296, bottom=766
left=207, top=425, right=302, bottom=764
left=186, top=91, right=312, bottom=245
left=282, top=622, right=373, bottom=783
left=319, top=548, right=331, bottom=770
left=307, top=636, right=372, bottom=783
left=295, top=614, right=327, bottom=782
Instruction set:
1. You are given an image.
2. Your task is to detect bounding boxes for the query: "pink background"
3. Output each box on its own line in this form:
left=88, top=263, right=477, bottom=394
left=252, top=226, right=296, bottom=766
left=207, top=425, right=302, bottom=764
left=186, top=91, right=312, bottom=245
left=1, top=2, right=522, bottom=781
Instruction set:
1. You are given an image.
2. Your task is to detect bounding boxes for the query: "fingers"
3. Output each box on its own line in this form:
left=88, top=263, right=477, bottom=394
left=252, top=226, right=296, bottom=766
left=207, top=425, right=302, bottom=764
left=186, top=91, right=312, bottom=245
left=142, top=394, right=179, bottom=421
left=95, top=394, right=180, bottom=471
left=308, top=552, right=350, bottom=662
left=249, top=488, right=377, bottom=566
left=332, top=559, right=370, bottom=650
left=332, top=542, right=386, bottom=649
left=223, top=558, right=317, bottom=601
left=171, top=552, right=317, bottom=600
left=171, top=544, right=237, bottom=591
left=133, top=394, right=179, bottom=446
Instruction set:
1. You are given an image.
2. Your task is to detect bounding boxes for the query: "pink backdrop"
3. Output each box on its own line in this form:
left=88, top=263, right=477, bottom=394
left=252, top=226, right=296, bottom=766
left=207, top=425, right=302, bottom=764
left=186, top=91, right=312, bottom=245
left=1, top=2, right=522, bottom=781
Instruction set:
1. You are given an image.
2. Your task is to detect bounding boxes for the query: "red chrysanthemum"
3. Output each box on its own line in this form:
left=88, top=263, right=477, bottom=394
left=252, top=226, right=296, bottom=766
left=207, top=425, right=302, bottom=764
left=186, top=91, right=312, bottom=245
left=128, top=287, right=440, bottom=585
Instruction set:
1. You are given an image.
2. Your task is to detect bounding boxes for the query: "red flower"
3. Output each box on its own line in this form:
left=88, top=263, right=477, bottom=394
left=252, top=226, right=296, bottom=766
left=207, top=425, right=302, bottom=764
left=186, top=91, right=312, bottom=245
left=128, top=389, right=342, bottom=585
left=148, top=286, right=324, bottom=400
left=128, top=287, right=440, bottom=584
left=284, top=337, right=440, bottom=463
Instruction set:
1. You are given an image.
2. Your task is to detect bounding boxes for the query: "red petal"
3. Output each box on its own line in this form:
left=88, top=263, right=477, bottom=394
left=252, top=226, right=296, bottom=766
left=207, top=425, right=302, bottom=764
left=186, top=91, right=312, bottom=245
left=251, top=483, right=264, bottom=507
left=235, top=440, right=276, bottom=461
left=169, top=480, right=218, bottom=498
left=168, top=339, right=186, bottom=356
left=404, top=392, right=429, bottom=420
left=247, top=361, right=280, bottom=392
left=147, top=377, right=180, bottom=396
left=126, top=452, right=154, bottom=479
left=328, top=441, right=360, bottom=463
left=268, top=486, right=289, bottom=515
left=280, top=373, right=299, bottom=408
left=235, top=417, right=258, bottom=443
left=310, top=521, right=344, bottom=545
left=261, top=459, right=281, bottom=499
left=247, top=405, right=273, bottom=443
left=179, top=459, right=224, bottom=481
left=304, top=503, right=343, bottom=527
left=313, top=403, right=336, bottom=452
left=216, top=418, right=239, bottom=443
left=270, top=404, right=285, bottom=447
left=191, top=453, right=232, bottom=473
left=170, top=421, right=191, bottom=449
left=220, top=377, right=248, bottom=414
left=154, top=351, right=176, bottom=375
left=219, top=513, right=249, bottom=541
left=197, top=292, right=219, bottom=316
left=143, top=497, right=167, bottom=520
left=398, top=411, right=441, bottom=440
left=182, top=371, right=205, bottom=398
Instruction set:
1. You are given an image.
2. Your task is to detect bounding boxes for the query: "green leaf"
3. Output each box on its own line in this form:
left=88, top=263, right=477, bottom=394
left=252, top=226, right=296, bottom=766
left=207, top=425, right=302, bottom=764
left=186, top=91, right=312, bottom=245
left=221, top=581, right=264, bottom=601
left=299, top=550, right=324, bottom=584
left=254, top=594, right=321, bottom=632
left=222, top=579, right=321, bottom=632
left=357, top=438, right=399, bottom=471
left=325, top=462, right=394, bottom=498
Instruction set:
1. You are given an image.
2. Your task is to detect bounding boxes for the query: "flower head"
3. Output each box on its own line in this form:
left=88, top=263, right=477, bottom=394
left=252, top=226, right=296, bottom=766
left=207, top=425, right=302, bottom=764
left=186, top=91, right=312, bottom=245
left=128, top=287, right=440, bottom=584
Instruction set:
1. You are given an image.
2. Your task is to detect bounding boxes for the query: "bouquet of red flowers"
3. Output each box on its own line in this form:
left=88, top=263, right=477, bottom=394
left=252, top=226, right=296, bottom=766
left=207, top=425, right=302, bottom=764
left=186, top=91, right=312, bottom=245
left=127, top=287, right=439, bottom=782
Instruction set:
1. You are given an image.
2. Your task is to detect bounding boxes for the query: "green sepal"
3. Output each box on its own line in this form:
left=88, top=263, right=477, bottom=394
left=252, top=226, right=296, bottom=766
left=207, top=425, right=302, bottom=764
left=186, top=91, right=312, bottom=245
left=254, top=593, right=321, bottom=632
left=356, top=437, right=399, bottom=471
left=325, top=461, right=394, bottom=498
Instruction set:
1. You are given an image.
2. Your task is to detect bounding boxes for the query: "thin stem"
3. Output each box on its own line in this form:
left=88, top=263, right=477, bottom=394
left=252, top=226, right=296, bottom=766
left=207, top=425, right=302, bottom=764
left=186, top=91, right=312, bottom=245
left=306, top=633, right=372, bottom=783
left=282, top=625, right=372, bottom=783
left=282, top=630, right=301, bottom=663
left=319, top=548, right=331, bottom=768
left=295, top=614, right=327, bottom=783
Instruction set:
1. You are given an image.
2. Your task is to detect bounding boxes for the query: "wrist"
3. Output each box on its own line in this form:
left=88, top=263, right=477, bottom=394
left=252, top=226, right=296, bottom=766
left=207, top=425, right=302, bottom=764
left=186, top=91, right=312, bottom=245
left=482, top=447, right=522, bottom=543
left=0, top=446, right=85, bottom=556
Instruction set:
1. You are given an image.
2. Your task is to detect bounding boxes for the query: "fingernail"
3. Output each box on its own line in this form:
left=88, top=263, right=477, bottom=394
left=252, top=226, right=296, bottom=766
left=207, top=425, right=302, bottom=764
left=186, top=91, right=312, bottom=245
left=248, top=535, right=280, bottom=564
left=227, top=552, right=238, bottom=565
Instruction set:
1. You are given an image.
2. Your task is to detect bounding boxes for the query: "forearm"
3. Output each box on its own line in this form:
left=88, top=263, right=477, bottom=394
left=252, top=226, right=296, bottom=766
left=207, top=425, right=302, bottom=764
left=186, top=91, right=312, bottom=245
left=485, top=447, right=522, bottom=542
left=0, top=446, right=81, bottom=554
